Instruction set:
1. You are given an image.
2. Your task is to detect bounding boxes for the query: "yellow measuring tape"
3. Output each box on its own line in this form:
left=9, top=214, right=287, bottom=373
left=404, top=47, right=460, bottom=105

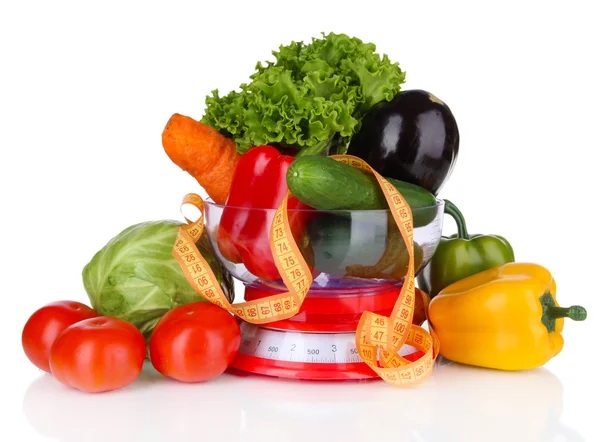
left=172, top=155, right=440, bottom=387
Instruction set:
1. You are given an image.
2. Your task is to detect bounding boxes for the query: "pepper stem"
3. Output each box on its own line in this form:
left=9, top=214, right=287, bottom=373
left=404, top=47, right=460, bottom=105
left=443, top=200, right=469, bottom=239
left=547, top=305, right=587, bottom=321
left=540, top=292, right=587, bottom=333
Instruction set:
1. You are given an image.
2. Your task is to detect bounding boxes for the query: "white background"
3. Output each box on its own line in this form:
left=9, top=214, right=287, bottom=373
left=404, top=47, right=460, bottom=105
left=1, top=0, right=599, bottom=441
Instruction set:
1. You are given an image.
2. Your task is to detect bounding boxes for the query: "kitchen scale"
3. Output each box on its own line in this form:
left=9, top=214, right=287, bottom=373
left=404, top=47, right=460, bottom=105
left=229, top=282, right=424, bottom=380
left=197, top=191, right=446, bottom=382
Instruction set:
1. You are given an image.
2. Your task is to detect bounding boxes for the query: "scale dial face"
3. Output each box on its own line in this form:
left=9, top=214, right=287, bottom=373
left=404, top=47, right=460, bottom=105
left=237, top=322, right=417, bottom=364
left=238, top=322, right=362, bottom=364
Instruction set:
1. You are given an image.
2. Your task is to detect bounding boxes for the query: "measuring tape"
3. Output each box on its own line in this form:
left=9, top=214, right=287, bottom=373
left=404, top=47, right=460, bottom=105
left=172, top=155, right=440, bottom=387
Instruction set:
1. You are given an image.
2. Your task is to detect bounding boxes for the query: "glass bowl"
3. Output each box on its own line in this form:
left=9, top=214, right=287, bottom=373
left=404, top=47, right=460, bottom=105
left=204, top=199, right=445, bottom=291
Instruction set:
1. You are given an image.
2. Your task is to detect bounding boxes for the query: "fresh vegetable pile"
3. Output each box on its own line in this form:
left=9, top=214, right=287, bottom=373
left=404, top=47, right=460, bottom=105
left=22, top=32, right=587, bottom=393
left=22, top=221, right=238, bottom=393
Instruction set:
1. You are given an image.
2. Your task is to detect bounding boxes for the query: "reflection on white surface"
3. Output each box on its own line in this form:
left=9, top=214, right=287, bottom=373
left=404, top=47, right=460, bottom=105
left=22, top=358, right=584, bottom=442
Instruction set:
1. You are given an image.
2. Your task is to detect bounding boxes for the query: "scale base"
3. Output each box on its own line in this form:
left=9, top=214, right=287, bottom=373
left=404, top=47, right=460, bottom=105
left=231, top=354, right=379, bottom=381
left=230, top=322, right=423, bottom=381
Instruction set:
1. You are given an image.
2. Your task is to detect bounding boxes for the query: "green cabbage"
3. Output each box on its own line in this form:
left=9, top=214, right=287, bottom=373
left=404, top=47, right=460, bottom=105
left=201, top=32, right=406, bottom=155
left=82, top=220, right=234, bottom=337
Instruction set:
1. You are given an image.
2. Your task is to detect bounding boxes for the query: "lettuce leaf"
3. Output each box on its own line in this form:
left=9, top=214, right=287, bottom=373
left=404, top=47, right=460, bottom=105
left=201, top=32, right=405, bottom=154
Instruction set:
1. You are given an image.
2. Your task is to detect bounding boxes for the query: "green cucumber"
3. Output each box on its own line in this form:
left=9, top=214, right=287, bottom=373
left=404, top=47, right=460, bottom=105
left=307, top=212, right=387, bottom=275
left=307, top=213, right=353, bottom=274
left=287, top=156, right=438, bottom=227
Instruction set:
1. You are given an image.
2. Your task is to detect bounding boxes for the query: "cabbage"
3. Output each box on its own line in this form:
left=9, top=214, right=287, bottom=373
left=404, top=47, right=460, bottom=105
left=82, top=220, right=234, bottom=337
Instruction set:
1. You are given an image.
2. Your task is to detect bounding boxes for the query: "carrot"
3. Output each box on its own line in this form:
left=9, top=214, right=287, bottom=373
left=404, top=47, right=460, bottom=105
left=161, top=113, right=241, bottom=204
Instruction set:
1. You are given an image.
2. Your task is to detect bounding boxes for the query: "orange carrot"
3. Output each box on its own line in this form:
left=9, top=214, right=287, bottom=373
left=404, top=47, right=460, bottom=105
left=161, top=114, right=241, bottom=204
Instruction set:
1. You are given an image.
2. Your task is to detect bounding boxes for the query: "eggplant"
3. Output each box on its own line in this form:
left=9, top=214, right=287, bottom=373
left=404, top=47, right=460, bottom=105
left=346, top=89, right=459, bottom=195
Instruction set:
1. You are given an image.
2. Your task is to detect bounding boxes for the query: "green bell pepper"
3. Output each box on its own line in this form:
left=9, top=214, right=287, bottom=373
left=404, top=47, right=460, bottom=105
left=417, top=200, right=515, bottom=297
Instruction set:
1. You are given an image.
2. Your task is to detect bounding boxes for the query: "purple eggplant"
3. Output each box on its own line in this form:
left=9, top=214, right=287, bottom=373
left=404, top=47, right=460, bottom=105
left=346, top=89, right=459, bottom=195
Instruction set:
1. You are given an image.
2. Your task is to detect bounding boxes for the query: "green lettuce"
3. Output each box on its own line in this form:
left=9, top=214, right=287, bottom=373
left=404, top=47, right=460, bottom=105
left=82, top=220, right=234, bottom=338
left=201, top=32, right=405, bottom=155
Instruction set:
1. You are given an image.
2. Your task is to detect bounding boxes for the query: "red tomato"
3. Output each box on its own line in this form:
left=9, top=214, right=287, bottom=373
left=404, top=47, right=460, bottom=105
left=149, top=302, right=241, bottom=383
left=22, top=300, right=98, bottom=373
left=49, top=316, right=146, bottom=393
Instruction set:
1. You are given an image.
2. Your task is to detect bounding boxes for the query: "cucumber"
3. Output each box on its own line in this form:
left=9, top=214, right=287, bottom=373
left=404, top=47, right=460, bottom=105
left=307, top=212, right=387, bottom=275
left=287, top=156, right=438, bottom=227
left=308, top=212, right=425, bottom=280
left=307, top=213, right=352, bottom=273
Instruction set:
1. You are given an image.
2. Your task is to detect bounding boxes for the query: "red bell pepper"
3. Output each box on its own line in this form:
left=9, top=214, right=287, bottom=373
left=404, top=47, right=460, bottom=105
left=217, top=145, right=314, bottom=280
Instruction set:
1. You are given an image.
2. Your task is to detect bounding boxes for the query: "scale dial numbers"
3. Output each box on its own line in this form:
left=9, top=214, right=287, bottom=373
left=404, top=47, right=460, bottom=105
left=238, top=323, right=362, bottom=364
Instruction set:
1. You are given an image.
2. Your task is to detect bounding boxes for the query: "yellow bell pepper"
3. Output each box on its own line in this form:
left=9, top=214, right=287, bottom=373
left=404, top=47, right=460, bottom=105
left=428, top=262, right=587, bottom=370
